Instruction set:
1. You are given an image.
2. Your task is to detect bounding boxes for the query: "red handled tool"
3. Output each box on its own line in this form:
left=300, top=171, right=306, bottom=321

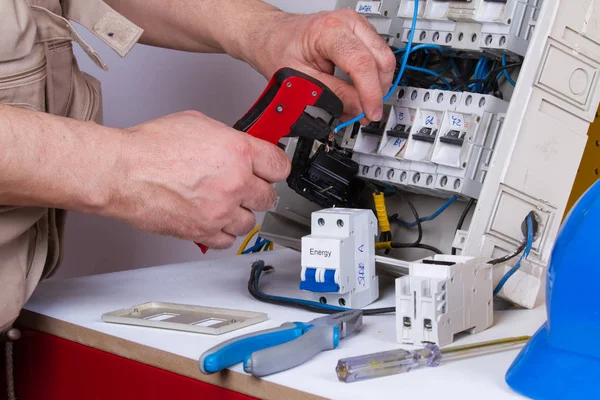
left=196, top=68, right=344, bottom=253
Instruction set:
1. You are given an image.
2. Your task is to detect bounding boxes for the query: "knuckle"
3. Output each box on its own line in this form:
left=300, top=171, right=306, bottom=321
left=319, top=13, right=345, bottom=30
left=382, top=53, right=397, bottom=73
left=338, top=8, right=359, bottom=19
left=257, top=187, right=278, bottom=211
left=211, top=203, right=233, bottom=222
left=181, top=110, right=203, bottom=118
left=241, top=214, right=257, bottom=233
left=232, top=138, right=253, bottom=160
left=229, top=174, right=248, bottom=194
left=353, top=54, right=377, bottom=74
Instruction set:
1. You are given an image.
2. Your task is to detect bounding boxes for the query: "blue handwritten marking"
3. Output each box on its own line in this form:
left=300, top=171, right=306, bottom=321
left=398, top=112, right=404, bottom=121
left=393, top=138, right=403, bottom=146
left=358, top=245, right=364, bottom=253
left=358, top=262, right=366, bottom=285
left=358, top=4, right=373, bottom=12
left=425, top=116, right=434, bottom=126
left=451, top=116, right=462, bottom=127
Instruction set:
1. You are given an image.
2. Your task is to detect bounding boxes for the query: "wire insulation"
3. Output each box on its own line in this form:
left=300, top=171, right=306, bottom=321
left=501, top=54, right=517, bottom=86
left=405, top=65, right=453, bottom=89
left=373, top=192, right=392, bottom=233
left=248, top=261, right=395, bottom=315
left=493, top=214, right=534, bottom=296
left=238, top=225, right=262, bottom=255
left=452, top=199, right=476, bottom=255
left=393, top=195, right=458, bottom=228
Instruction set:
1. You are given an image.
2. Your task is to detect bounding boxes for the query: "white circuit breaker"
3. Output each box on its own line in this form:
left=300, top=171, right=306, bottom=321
left=345, top=86, right=508, bottom=199
left=396, top=256, right=493, bottom=347
left=300, top=209, right=379, bottom=309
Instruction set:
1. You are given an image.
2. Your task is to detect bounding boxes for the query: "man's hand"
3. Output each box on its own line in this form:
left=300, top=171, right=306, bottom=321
left=1, top=105, right=290, bottom=250
left=248, top=10, right=397, bottom=124
left=111, top=111, right=290, bottom=248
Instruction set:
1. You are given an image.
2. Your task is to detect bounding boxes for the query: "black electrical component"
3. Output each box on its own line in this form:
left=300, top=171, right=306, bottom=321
left=387, top=124, right=410, bottom=139
left=413, top=127, right=438, bottom=143
left=440, top=129, right=467, bottom=146
left=287, top=137, right=362, bottom=208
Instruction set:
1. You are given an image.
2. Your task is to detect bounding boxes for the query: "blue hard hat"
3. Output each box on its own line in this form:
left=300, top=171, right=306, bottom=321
left=506, top=179, right=600, bottom=399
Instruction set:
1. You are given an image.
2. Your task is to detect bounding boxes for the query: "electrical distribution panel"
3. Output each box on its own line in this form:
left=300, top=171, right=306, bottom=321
left=260, top=0, right=600, bottom=312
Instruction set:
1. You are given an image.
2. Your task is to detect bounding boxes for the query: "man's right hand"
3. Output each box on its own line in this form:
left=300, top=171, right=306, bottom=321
left=109, top=110, right=291, bottom=249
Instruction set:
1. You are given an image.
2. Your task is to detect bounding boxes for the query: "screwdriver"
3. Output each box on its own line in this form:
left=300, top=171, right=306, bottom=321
left=336, top=336, right=531, bottom=383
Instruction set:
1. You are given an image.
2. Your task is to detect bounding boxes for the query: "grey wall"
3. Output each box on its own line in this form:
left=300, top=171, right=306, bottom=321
left=54, top=0, right=337, bottom=279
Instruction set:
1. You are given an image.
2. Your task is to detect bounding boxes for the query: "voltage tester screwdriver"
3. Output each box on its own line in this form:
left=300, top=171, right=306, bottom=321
left=336, top=336, right=531, bottom=383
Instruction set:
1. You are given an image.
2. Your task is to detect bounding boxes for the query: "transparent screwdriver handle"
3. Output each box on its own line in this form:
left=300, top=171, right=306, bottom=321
left=336, top=344, right=441, bottom=383
left=336, top=336, right=530, bottom=383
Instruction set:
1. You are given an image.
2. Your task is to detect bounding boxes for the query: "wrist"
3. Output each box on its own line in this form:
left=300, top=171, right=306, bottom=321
left=220, top=7, right=289, bottom=77
left=73, top=126, right=128, bottom=217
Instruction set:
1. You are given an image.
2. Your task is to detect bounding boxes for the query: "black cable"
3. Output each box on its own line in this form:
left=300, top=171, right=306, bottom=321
left=452, top=79, right=487, bottom=92
left=482, top=62, right=522, bottom=93
left=248, top=261, right=395, bottom=315
left=452, top=199, right=476, bottom=255
left=488, top=211, right=539, bottom=266
left=389, top=195, right=423, bottom=247
left=414, top=244, right=444, bottom=254
left=389, top=242, right=443, bottom=254
left=488, top=242, right=527, bottom=266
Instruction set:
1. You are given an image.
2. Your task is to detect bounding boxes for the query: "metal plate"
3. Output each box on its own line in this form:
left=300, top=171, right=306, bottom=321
left=101, top=302, right=268, bottom=335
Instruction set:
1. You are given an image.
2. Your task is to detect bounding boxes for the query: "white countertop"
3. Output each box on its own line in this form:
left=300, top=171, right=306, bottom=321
left=24, top=249, right=545, bottom=399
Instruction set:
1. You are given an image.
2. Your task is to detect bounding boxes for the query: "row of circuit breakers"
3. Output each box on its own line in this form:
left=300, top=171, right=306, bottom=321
left=333, top=0, right=543, bottom=200
left=339, top=0, right=542, bottom=58
left=340, top=87, right=507, bottom=200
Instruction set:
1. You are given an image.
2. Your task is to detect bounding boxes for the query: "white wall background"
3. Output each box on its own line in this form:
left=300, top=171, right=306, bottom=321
left=53, top=0, right=338, bottom=279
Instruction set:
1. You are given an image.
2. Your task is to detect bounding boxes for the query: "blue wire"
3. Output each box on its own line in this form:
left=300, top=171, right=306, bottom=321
left=493, top=214, right=534, bottom=296
left=450, top=60, right=461, bottom=77
left=334, top=0, right=420, bottom=133
left=243, top=239, right=270, bottom=254
left=405, top=66, right=453, bottom=90
left=394, top=43, right=446, bottom=55
left=501, top=54, right=516, bottom=86
left=397, top=195, right=458, bottom=228
left=473, top=56, right=490, bottom=93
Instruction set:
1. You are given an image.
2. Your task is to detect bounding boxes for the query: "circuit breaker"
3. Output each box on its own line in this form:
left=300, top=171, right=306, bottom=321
left=300, top=209, right=379, bottom=309
left=396, top=256, right=493, bottom=347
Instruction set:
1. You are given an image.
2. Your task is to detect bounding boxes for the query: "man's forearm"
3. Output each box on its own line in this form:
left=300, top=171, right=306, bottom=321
left=0, top=106, right=122, bottom=213
left=105, top=0, right=283, bottom=67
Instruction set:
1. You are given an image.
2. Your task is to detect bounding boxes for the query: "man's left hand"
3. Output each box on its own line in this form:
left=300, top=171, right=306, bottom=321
left=248, top=9, right=397, bottom=124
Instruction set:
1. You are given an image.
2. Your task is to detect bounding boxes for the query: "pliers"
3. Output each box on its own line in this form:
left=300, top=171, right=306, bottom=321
left=199, top=310, right=362, bottom=377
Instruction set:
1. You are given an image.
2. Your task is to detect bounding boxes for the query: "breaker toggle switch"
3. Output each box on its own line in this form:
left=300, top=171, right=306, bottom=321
left=300, top=267, right=340, bottom=293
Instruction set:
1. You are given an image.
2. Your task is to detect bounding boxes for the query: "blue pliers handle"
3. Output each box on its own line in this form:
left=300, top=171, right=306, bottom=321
left=199, top=322, right=339, bottom=377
